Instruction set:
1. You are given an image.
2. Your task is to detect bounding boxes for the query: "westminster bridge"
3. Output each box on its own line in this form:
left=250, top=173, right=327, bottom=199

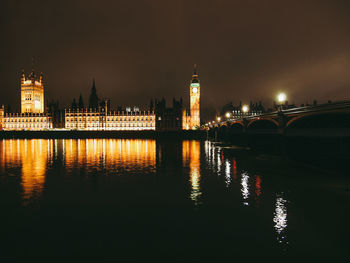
left=205, top=100, right=350, bottom=165
left=206, top=100, right=350, bottom=138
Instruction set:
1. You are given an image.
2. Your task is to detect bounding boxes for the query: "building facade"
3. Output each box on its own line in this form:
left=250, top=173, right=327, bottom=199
left=2, top=113, right=53, bottom=130
left=21, top=70, right=44, bottom=114
left=0, top=105, right=4, bottom=130
left=183, top=65, right=201, bottom=130
left=65, top=108, right=155, bottom=130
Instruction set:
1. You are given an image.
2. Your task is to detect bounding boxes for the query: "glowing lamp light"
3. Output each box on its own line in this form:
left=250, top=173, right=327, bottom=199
left=217, top=117, right=221, bottom=122
left=225, top=112, right=231, bottom=118
left=277, top=93, right=287, bottom=104
left=242, top=105, right=249, bottom=113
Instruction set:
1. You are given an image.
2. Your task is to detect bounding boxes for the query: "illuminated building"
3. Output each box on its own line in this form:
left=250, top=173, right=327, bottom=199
left=3, top=113, right=53, bottom=130
left=0, top=105, right=4, bottom=130
left=1, top=69, right=53, bottom=131
left=0, top=65, right=202, bottom=131
left=65, top=107, right=155, bottom=130
left=183, top=64, right=201, bottom=129
left=21, top=69, right=44, bottom=113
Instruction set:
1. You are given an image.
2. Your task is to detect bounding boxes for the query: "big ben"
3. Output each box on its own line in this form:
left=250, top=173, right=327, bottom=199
left=190, top=64, right=200, bottom=128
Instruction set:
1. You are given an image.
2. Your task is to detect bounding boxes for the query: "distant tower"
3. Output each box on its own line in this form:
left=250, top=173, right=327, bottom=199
left=190, top=64, right=200, bottom=128
left=21, top=68, right=44, bottom=113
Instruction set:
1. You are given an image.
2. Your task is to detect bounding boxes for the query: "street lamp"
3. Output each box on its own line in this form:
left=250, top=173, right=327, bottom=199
left=242, top=105, right=249, bottom=115
left=277, top=92, right=287, bottom=111
left=225, top=112, right=231, bottom=119
left=217, top=116, right=221, bottom=122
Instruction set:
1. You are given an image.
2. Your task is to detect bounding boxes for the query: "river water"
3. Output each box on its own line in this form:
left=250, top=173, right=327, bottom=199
left=0, top=139, right=349, bottom=262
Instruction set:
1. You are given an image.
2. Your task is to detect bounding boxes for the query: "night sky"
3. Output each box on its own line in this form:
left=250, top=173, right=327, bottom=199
left=1, top=0, right=350, bottom=120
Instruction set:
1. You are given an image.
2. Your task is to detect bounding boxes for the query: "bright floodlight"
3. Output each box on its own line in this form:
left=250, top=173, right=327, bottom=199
left=217, top=117, right=221, bottom=122
left=225, top=112, right=231, bottom=118
left=277, top=93, right=287, bottom=103
left=242, top=105, right=249, bottom=113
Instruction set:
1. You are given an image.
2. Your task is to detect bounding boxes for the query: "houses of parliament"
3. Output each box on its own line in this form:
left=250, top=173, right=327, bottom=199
left=0, top=66, right=201, bottom=131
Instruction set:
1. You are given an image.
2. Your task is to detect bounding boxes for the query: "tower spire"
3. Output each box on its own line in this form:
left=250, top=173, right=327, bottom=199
left=21, top=69, right=25, bottom=84
left=193, top=64, right=198, bottom=76
left=192, top=64, right=199, bottom=83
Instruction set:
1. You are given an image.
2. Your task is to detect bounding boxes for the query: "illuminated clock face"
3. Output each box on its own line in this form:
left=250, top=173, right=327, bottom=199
left=192, top=87, right=198, bottom=93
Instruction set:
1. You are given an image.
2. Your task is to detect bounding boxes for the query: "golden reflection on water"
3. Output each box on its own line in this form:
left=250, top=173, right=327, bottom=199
left=183, top=140, right=201, bottom=205
left=0, top=139, right=53, bottom=202
left=0, top=139, right=156, bottom=204
left=64, top=139, right=156, bottom=172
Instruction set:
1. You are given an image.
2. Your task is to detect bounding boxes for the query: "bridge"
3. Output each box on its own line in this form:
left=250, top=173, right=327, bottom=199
left=206, top=100, right=350, bottom=139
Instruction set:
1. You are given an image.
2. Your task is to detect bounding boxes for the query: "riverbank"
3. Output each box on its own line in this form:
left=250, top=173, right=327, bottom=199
left=0, top=130, right=207, bottom=140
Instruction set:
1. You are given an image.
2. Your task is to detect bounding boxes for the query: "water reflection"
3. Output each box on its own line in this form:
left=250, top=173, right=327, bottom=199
left=241, top=172, right=250, bottom=206
left=183, top=140, right=202, bottom=205
left=0, top=139, right=53, bottom=203
left=0, top=138, right=291, bottom=251
left=233, top=158, right=237, bottom=181
left=217, top=150, right=222, bottom=173
left=203, top=140, right=289, bottom=249
left=64, top=139, right=156, bottom=174
left=273, top=194, right=288, bottom=247
left=225, top=159, right=231, bottom=187
left=0, top=139, right=156, bottom=204
left=255, top=175, right=262, bottom=206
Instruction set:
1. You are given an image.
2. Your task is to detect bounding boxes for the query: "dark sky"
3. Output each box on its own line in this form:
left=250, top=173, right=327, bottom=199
left=1, top=0, right=350, bottom=120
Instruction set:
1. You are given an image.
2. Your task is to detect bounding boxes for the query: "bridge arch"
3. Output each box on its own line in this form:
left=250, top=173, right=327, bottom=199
left=228, top=122, right=244, bottom=134
left=247, top=118, right=279, bottom=129
left=286, top=112, right=350, bottom=129
left=229, top=121, right=244, bottom=127
left=218, top=123, right=228, bottom=128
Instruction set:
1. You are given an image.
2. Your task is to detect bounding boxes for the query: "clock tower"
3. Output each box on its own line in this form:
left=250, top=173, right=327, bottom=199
left=190, top=64, right=200, bottom=128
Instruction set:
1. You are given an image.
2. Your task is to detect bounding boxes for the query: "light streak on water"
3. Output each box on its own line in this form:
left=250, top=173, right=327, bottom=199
left=273, top=194, right=288, bottom=247
left=225, top=159, right=231, bottom=187
left=241, top=172, right=250, bottom=206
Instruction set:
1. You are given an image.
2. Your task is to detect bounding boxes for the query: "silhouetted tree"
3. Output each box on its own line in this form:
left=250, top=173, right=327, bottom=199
left=89, top=79, right=99, bottom=109
left=78, top=94, right=84, bottom=109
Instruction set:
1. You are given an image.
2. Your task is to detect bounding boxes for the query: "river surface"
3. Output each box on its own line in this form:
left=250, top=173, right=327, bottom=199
left=0, top=139, right=349, bottom=262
